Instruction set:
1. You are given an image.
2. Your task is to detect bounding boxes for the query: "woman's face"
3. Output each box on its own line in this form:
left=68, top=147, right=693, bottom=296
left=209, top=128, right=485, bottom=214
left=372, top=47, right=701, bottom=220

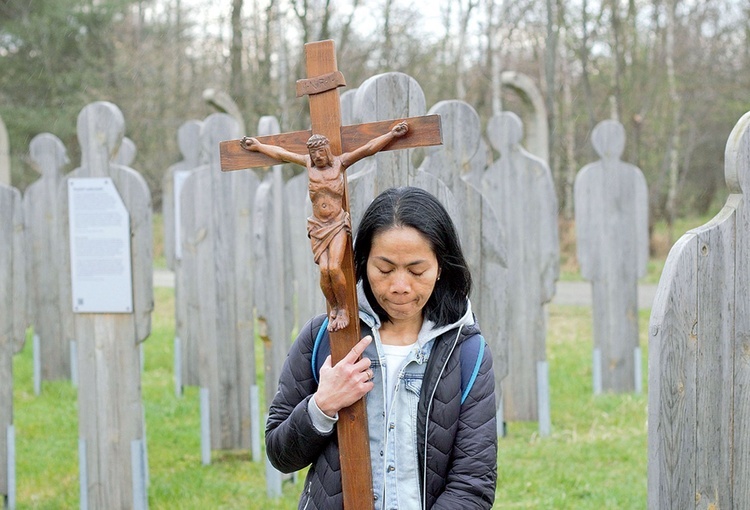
left=366, top=226, right=440, bottom=326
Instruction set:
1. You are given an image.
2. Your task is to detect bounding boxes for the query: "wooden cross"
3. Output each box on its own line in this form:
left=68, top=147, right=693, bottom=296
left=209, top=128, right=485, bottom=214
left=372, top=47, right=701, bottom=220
left=220, top=39, right=442, bottom=509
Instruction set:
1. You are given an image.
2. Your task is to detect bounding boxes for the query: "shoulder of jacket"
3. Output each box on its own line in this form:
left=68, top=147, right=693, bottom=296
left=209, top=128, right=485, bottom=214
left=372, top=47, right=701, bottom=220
left=300, top=313, right=329, bottom=342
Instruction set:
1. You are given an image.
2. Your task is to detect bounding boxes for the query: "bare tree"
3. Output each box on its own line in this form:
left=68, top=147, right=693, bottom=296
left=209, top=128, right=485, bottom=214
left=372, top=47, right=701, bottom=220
left=607, top=0, right=624, bottom=122
left=455, top=0, right=479, bottom=100
left=485, top=0, right=503, bottom=115
left=559, top=25, right=576, bottom=220
left=664, top=0, right=682, bottom=241
left=578, top=0, right=597, bottom=132
left=230, top=0, right=245, bottom=111
left=544, top=0, right=559, bottom=181
left=337, top=0, right=362, bottom=54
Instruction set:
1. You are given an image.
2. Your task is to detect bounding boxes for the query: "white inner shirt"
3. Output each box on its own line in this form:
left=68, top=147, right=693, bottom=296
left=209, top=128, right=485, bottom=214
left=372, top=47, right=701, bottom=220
left=381, top=341, right=417, bottom=410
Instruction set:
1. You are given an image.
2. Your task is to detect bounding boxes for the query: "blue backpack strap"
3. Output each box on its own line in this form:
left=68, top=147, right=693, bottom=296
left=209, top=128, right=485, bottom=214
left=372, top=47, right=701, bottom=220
left=313, top=321, right=484, bottom=402
left=460, top=334, right=485, bottom=405
left=311, top=317, right=330, bottom=385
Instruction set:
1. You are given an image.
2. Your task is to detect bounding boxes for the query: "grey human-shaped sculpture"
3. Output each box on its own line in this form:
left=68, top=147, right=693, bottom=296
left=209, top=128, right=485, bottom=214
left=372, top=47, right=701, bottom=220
left=648, top=111, right=750, bottom=509
left=24, top=133, right=70, bottom=386
left=484, top=111, right=559, bottom=422
left=574, top=119, right=648, bottom=393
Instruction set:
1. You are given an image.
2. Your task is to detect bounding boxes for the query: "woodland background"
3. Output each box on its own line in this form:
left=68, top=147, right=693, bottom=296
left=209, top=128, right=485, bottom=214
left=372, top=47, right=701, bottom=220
left=1, top=0, right=749, bottom=239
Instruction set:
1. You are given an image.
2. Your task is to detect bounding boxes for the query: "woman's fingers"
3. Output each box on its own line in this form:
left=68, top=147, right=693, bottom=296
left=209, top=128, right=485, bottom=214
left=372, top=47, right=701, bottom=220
left=316, top=346, right=374, bottom=415
left=342, top=335, right=372, bottom=364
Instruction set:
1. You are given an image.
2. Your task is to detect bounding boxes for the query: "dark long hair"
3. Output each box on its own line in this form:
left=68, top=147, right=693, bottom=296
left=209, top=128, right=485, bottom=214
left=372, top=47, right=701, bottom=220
left=354, top=186, right=472, bottom=327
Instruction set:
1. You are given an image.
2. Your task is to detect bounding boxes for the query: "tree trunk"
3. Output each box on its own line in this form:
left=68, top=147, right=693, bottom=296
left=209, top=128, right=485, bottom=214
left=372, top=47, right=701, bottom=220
left=455, top=0, right=478, bottom=101
left=274, top=0, right=289, bottom=127
left=338, top=0, right=361, bottom=54
left=230, top=0, right=245, bottom=112
left=382, top=0, right=394, bottom=69
left=487, top=0, right=503, bottom=115
left=664, top=0, right=682, bottom=242
left=545, top=0, right=560, bottom=185
left=608, top=0, right=623, bottom=122
left=579, top=0, right=597, bottom=134
left=561, top=26, right=576, bottom=220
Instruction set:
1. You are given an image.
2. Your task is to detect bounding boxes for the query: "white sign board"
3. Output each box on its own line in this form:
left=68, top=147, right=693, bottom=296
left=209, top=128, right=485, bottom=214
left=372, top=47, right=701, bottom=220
left=173, top=169, right=190, bottom=260
left=68, top=178, right=133, bottom=313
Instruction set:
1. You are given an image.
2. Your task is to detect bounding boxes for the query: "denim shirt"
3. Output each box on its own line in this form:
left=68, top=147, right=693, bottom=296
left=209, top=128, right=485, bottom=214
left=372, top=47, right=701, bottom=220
left=363, top=319, right=432, bottom=510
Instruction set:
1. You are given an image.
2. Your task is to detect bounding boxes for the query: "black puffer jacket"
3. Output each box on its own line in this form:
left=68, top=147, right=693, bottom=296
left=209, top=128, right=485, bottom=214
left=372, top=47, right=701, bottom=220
left=265, top=313, right=497, bottom=509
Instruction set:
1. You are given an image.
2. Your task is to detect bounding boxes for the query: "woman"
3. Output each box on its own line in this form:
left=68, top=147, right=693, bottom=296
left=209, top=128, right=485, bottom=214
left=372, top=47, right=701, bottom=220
left=266, top=186, right=497, bottom=509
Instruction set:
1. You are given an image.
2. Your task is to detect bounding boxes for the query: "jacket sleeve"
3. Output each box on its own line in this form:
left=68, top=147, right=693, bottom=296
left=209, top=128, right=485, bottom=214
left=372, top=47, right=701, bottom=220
left=433, top=346, right=498, bottom=509
left=265, top=315, right=335, bottom=473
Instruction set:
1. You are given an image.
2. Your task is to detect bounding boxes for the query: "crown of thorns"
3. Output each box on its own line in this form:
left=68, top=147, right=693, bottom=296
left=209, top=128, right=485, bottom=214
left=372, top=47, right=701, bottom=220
left=306, top=134, right=330, bottom=149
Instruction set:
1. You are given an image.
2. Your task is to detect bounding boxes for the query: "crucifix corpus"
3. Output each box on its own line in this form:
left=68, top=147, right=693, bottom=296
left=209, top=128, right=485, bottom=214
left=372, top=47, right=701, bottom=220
left=220, top=39, right=442, bottom=509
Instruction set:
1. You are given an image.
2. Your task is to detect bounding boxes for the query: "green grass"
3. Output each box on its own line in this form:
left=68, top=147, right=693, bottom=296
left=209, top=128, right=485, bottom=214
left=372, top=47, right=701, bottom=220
left=12, top=288, right=649, bottom=509
left=152, top=212, right=167, bottom=269
left=495, top=306, right=649, bottom=509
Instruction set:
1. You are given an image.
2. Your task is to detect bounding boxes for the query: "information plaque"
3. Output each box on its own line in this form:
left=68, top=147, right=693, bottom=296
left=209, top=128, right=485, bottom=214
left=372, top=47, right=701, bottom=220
left=68, top=177, right=133, bottom=313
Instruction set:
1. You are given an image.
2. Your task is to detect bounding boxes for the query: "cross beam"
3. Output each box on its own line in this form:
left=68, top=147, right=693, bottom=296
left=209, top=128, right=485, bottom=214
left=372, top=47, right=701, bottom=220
left=219, top=40, right=442, bottom=509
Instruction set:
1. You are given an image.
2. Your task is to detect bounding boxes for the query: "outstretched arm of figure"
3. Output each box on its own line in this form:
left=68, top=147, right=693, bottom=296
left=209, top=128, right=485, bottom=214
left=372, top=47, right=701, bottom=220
left=240, top=136, right=308, bottom=167
left=340, top=121, right=409, bottom=168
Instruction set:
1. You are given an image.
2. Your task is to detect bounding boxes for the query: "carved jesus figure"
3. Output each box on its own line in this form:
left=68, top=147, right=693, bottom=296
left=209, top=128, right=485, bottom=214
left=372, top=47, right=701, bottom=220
left=240, top=121, right=409, bottom=331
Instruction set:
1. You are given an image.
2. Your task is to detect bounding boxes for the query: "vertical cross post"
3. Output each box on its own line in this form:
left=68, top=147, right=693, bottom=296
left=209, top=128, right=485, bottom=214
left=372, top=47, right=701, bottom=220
left=298, top=40, right=372, bottom=509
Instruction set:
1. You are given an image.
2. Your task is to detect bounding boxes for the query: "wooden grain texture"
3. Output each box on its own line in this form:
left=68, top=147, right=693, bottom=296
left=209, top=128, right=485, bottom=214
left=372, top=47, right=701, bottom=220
left=181, top=113, right=254, bottom=450
left=648, top=111, right=750, bottom=508
left=229, top=136, right=258, bottom=451
left=416, top=99, right=509, bottom=405
left=574, top=120, right=648, bottom=393
left=60, top=101, right=152, bottom=509
left=11, top=188, right=26, bottom=352
left=251, top=116, right=289, bottom=411
left=484, top=112, right=559, bottom=421
left=340, top=89, right=357, bottom=125
left=0, top=114, right=9, bottom=185
left=219, top=115, right=441, bottom=172
left=733, top=221, right=750, bottom=506
left=23, top=133, right=70, bottom=382
left=647, top=232, right=698, bottom=510
left=0, top=182, right=25, bottom=498
left=162, top=120, right=203, bottom=270
left=163, top=120, right=203, bottom=390
left=178, top=160, right=210, bottom=392
left=695, top=211, right=734, bottom=508
left=732, top=115, right=750, bottom=506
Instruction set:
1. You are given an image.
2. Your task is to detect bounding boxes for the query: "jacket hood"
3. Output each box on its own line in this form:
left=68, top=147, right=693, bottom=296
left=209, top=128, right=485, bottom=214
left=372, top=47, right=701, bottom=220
left=357, top=283, right=476, bottom=348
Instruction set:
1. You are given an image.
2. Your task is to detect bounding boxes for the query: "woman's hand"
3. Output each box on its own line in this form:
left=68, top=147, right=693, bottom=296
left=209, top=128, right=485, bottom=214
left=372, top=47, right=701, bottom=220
left=313, top=335, right=375, bottom=417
